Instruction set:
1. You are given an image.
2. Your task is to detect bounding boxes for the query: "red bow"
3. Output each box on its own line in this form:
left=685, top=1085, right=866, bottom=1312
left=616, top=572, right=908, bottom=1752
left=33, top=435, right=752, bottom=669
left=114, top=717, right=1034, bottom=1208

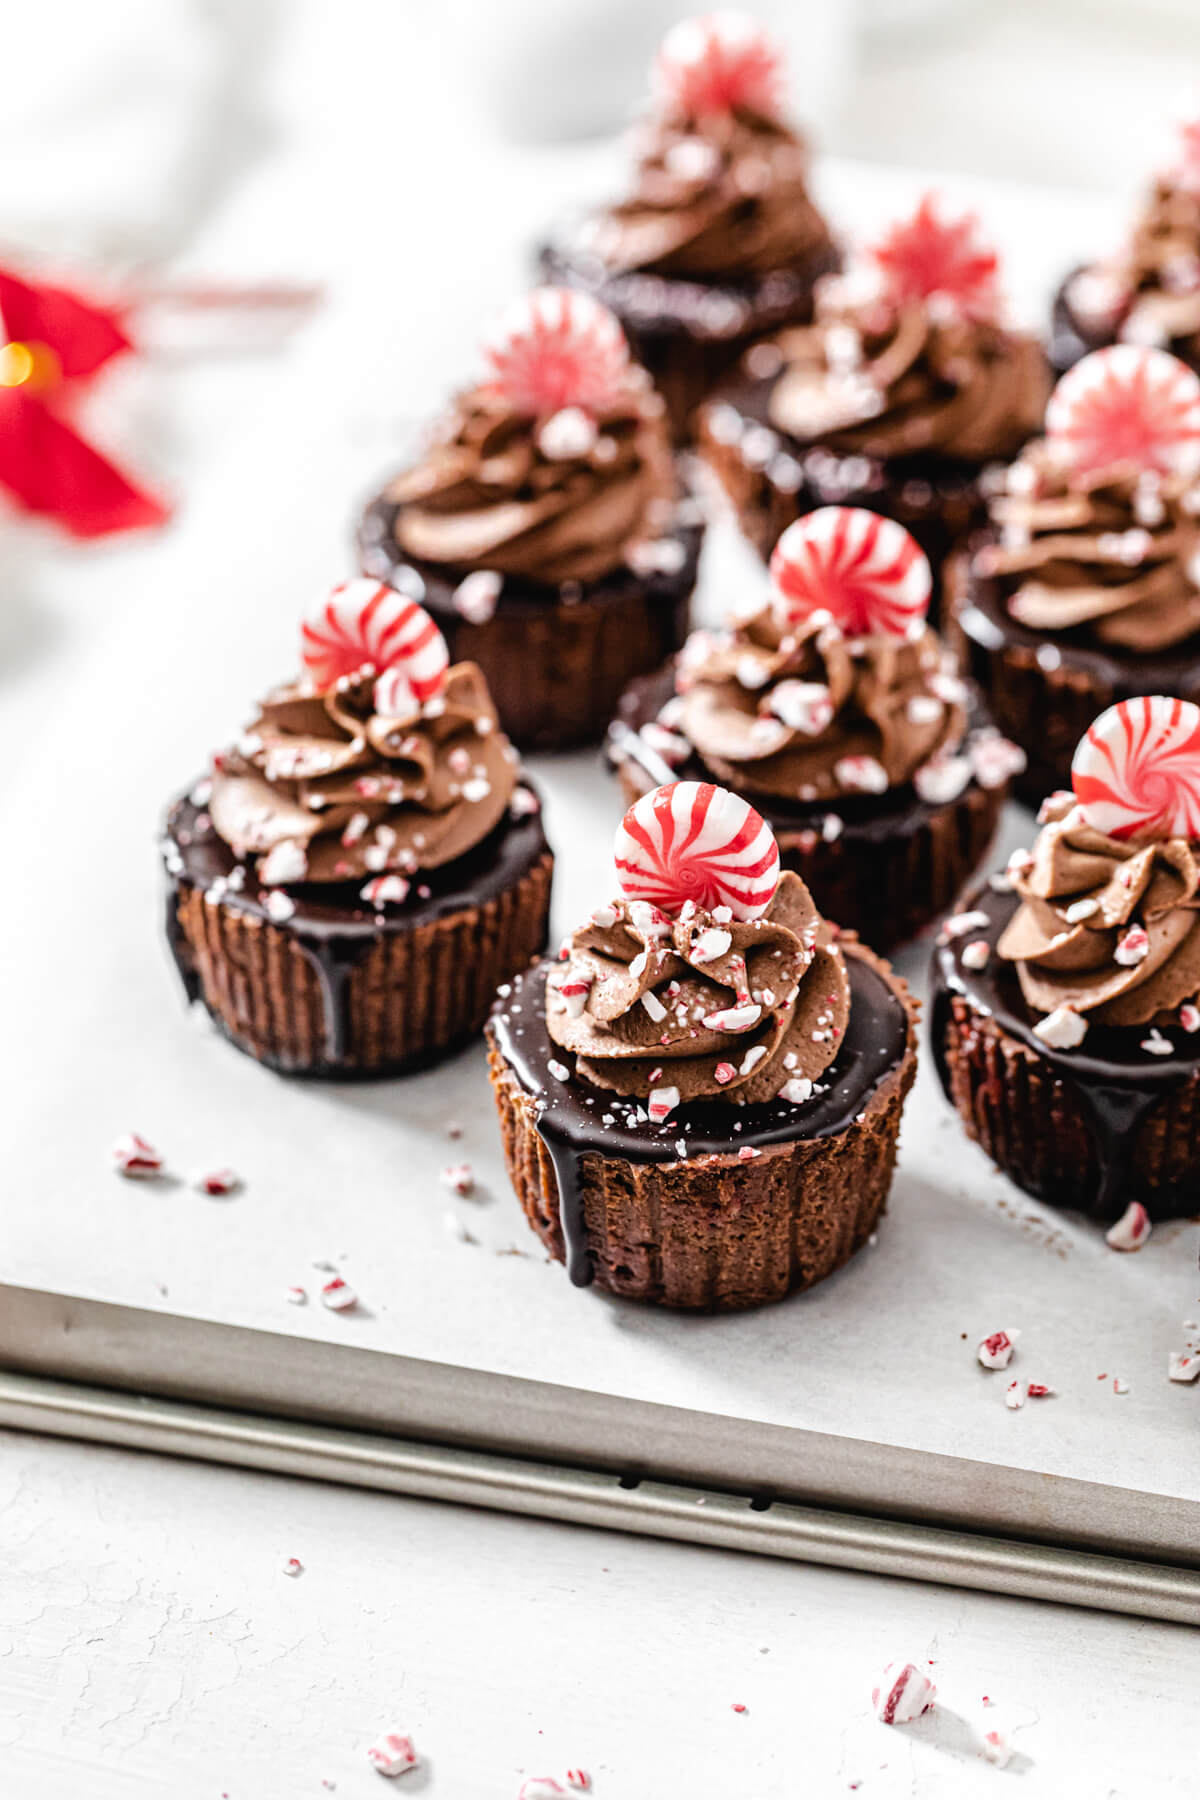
left=0, top=267, right=169, bottom=538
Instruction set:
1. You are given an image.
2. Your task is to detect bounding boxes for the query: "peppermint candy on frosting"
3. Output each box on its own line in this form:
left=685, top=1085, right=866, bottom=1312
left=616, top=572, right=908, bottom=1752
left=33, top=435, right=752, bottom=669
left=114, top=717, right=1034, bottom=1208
left=482, top=288, right=630, bottom=418
left=614, top=780, right=780, bottom=921
left=1071, top=696, right=1200, bottom=841
left=653, top=11, right=783, bottom=121
left=769, top=506, right=932, bottom=638
left=301, top=578, right=449, bottom=708
left=1045, top=345, right=1200, bottom=481
left=869, top=194, right=1000, bottom=323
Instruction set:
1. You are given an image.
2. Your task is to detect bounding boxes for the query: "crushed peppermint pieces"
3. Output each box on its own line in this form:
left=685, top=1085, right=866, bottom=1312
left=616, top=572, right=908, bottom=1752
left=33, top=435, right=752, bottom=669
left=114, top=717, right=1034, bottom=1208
left=1141, top=1028, right=1174, bottom=1056
left=942, top=909, right=990, bottom=939
left=872, top=1661, right=936, bottom=1725
left=1168, top=1352, right=1200, bottom=1383
left=977, top=1329, right=1019, bottom=1370
left=1033, top=1006, right=1087, bottom=1049
left=648, top=1085, right=681, bottom=1124
left=982, top=1728, right=1013, bottom=1769
left=737, top=1145, right=761, bottom=1161
left=259, top=840, right=308, bottom=886
left=781, top=1076, right=813, bottom=1105
left=1114, top=925, right=1150, bottom=965
left=361, top=874, right=410, bottom=909
left=110, top=1132, right=164, bottom=1178
left=1004, top=1381, right=1025, bottom=1410
left=320, top=1277, right=358, bottom=1312
left=960, top=940, right=990, bottom=971
left=453, top=569, right=502, bottom=624
left=547, top=1060, right=570, bottom=1083
left=282, top=1556, right=304, bottom=1578
left=285, top=1286, right=308, bottom=1306
left=1180, top=1002, right=1200, bottom=1033
left=366, top=1731, right=419, bottom=1777
left=441, top=1163, right=475, bottom=1197
left=193, top=1168, right=240, bottom=1196
left=1105, top=1201, right=1152, bottom=1251
left=264, top=890, right=297, bottom=923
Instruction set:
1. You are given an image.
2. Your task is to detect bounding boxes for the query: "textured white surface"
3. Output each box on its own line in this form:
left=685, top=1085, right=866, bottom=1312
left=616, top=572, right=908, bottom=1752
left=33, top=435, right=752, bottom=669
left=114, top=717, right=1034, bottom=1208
left=0, top=1427, right=1197, bottom=1799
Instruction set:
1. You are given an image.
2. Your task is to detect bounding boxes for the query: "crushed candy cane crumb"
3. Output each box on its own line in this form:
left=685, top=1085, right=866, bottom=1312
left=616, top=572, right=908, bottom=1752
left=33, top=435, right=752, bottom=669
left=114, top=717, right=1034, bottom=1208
left=441, top=1163, right=475, bottom=1196
left=320, top=1277, right=358, bottom=1312
left=977, top=1329, right=1019, bottom=1370
left=366, top=1731, right=419, bottom=1777
left=1105, top=1201, right=1151, bottom=1251
left=282, top=1556, right=304, bottom=1577
left=194, top=1168, right=239, bottom=1196
left=872, top=1661, right=936, bottom=1725
left=110, top=1132, right=164, bottom=1178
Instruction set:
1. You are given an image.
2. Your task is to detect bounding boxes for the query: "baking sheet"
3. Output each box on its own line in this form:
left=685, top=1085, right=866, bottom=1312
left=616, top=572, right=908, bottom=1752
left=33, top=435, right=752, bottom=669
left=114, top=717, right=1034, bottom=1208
left=3, top=155, right=1198, bottom=1563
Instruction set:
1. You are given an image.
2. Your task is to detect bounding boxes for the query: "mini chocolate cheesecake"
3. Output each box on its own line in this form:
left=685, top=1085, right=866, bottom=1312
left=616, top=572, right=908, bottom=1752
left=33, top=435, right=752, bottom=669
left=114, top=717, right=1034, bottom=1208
left=539, top=13, right=839, bottom=443
left=357, top=288, right=701, bottom=751
left=948, top=346, right=1200, bottom=804
left=1050, top=122, right=1200, bottom=376
left=163, top=581, right=553, bottom=1077
left=697, top=197, right=1050, bottom=609
left=608, top=508, right=1022, bottom=952
left=487, top=780, right=918, bottom=1310
left=932, top=700, right=1200, bottom=1223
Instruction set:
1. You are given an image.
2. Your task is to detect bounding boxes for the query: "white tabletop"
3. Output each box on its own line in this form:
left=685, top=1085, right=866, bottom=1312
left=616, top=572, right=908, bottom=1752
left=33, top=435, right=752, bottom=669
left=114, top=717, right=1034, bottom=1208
left=7, top=5, right=1200, bottom=1793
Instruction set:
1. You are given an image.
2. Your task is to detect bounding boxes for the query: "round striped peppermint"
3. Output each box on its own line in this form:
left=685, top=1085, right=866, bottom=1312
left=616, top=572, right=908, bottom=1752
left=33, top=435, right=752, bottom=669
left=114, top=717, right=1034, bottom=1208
left=300, top=578, right=448, bottom=701
left=769, top=507, right=931, bottom=639
left=1071, top=694, right=1200, bottom=841
left=613, top=780, right=780, bottom=921
left=1045, top=345, right=1200, bottom=480
left=482, top=288, right=630, bottom=418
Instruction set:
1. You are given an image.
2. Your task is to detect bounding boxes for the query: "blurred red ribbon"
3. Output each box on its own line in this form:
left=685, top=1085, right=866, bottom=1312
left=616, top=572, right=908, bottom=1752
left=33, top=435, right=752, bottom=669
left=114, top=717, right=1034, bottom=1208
left=0, top=266, right=169, bottom=538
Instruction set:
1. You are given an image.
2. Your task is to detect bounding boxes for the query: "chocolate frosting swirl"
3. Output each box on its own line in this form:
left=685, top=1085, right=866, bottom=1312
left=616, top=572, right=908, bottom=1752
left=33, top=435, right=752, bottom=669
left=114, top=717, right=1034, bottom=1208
left=977, top=444, right=1200, bottom=652
left=762, top=292, right=1049, bottom=465
left=547, top=871, right=848, bottom=1104
left=208, top=661, right=517, bottom=884
left=384, top=382, right=675, bottom=586
left=584, top=107, right=832, bottom=281
left=672, top=603, right=966, bottom=801
left=1068, top=178, right=1200, bottom=359
left=997, top=793, right=1200, bottom=1026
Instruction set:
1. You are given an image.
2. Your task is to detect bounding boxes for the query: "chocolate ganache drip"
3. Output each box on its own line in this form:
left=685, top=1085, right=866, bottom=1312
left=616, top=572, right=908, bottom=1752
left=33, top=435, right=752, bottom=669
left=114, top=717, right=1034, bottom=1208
left=208, top=660, right=517, bottom=885
left=547, top=871, right=848, bottom=1108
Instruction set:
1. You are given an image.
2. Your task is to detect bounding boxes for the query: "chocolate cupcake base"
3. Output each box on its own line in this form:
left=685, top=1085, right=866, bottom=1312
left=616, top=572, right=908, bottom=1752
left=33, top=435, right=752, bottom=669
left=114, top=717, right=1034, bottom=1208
left=539, top=236, right=840, bottom=444
left=487, top=948, right=917, bottom=1310
left=609, top=663, right=1008, bottom=952
left=698, top=382, right=994, bottom=615
left=163, top=788, right=553, bottom=1078
left=948, top=559, right=1200, bottom=804
left=932, top=883, right=1200, bottom=1221
left=358, top=495, right=702, bottom=751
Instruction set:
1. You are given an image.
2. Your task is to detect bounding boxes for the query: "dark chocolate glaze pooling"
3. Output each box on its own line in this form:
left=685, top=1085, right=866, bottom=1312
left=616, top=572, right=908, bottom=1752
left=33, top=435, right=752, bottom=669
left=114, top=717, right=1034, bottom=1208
left=490, top=951, right=911, bottom=1286
left=163, top=785, right=551, bottom=1075
left=931, top=883, right=1200, bottom=1219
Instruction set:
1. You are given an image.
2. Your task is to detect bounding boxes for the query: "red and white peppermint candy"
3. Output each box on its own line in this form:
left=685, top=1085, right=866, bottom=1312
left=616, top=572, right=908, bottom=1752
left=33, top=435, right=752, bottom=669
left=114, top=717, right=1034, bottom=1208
left=1071, top=696, right=1200, bottom=841
left=366, top=1730, right=418, bottom=1777
left=654, top=11, right=783, bottom=120
left=1045, top=345, right=1200, bottom=480
left=301, top=578, right=448, bottom=700
left=482, top=288, right=629, bottom=418
left=614, top=781, right=780, bottom=921
left=869, top=194, right=1000, bottom=322
left=110, top=1132, right=163, bottom=1178
left=872, top=1661, right=937, bottom=1726
left=769, top=507, right=931, bottom=639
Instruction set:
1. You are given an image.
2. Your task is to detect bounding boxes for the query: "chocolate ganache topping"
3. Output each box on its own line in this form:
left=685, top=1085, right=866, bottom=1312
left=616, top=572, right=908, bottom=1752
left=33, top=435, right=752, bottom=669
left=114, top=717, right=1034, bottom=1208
left=976, top=443, right=1200, bottom=653
left=547, top=875, right=848, bottom=1109
left=383, top=290, right=675, bottom=589
left=673, top=603, right=966, bottom=803
left=582, top=15, right=832, bottom=282
left=207, top=581, right=518, bottom=886
left=757, top=199, right=1048, bottom=464
left=997, top=792, right=1200, bottom=1029
left=1067, top=125, right=1200, bottom=359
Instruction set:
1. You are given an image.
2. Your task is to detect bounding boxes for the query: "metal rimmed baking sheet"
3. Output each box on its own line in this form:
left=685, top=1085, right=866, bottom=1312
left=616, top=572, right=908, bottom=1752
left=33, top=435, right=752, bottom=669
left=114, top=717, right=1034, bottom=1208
left=2, top=156, right=1197, bottom=1611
